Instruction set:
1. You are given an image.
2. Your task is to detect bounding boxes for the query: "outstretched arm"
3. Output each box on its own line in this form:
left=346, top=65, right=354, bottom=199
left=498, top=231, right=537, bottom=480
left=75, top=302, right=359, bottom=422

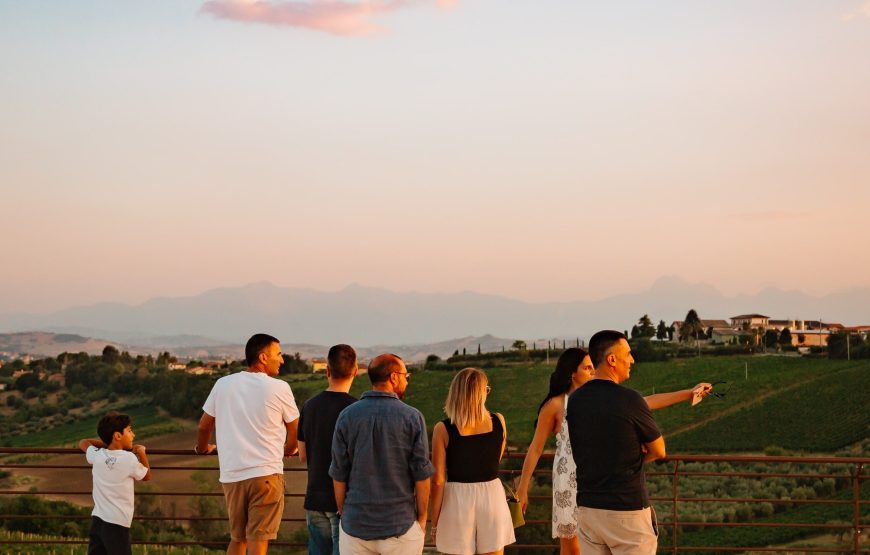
left=644, top=383, right=712, bottom=410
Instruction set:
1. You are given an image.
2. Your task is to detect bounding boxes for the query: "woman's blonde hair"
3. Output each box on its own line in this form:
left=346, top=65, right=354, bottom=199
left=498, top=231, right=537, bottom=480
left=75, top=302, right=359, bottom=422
left=444, top=367, right=488, bottom=429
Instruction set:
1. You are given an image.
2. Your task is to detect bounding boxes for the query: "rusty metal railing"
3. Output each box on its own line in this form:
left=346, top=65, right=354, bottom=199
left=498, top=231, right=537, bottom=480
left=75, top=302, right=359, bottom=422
left=1, top=448, right=867, bottom=553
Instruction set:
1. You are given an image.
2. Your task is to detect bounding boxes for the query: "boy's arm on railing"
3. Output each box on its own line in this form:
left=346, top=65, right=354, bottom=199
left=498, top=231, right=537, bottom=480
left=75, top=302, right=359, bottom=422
left=132, top=444, right=151, bottom=481
left=78, top=438, right=106, bottom=453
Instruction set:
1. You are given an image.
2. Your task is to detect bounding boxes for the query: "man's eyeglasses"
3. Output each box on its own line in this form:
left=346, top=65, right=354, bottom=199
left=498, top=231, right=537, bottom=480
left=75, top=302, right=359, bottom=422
left=485, top=386, right=492, bottom=394
left=392, top=371, right=411, bottom=379
left=709, top=381, right=731, bottom=399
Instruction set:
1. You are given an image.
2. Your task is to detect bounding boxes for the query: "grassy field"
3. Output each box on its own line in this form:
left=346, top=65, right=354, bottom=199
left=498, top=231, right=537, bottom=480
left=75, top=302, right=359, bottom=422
left=2, top=406, right=187, bottom=449
left=4, top=356, right=867, bottom=454
left=323, top=356, right=868, bottom=452
left=1, top=355, right=867, bottom=553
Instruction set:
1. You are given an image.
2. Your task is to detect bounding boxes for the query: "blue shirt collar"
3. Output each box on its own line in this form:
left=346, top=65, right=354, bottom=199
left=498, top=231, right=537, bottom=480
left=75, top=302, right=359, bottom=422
left=361, top=390, right=399, bottom=400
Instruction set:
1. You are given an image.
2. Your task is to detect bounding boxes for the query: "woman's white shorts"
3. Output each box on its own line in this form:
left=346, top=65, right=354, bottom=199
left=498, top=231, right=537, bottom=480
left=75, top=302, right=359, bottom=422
left=436, top=478, right=516, bottom=555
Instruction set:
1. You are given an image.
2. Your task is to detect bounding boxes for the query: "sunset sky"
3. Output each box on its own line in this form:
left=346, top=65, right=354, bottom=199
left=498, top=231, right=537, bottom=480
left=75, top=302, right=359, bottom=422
left=2, top=0, right=869, bottom=313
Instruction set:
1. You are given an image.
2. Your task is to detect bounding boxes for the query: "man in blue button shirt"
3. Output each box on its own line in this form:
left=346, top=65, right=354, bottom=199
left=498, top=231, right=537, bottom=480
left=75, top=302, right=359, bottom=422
left=329, top=353, right=434, bottom=555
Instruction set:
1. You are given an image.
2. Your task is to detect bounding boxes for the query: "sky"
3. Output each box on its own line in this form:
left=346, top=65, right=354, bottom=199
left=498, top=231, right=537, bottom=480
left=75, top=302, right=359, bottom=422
left=1, top=0, right=869, bottom=313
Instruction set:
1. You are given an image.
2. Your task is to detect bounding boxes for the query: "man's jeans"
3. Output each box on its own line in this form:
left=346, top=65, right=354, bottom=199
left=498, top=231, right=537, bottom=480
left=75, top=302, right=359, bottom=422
left=307, top=510, right=340, bottom=555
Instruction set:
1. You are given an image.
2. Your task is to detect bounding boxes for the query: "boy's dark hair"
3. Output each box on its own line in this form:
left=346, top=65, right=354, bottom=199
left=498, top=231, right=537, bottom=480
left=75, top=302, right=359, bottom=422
left=245, top=333, right=280, bottom=367
left=368, top=354, right=404, bottom=385
left=98, top=412, right=131, bottom=445
left=327, top=344, right=357, bottom=379
left=588, top=330, right=628, bottom=369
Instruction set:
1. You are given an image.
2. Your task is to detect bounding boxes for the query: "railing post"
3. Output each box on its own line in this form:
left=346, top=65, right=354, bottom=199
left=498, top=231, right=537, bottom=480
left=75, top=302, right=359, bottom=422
left=671, top=459, right=680, bottom=555
left=854, top=462, right=863, bottom=555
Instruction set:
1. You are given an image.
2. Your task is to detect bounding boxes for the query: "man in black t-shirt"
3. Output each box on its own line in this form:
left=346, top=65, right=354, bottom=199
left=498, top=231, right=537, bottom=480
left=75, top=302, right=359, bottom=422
left=567, top=330, right=665, bottom=555
left=298, top=344, right=359, bottom=555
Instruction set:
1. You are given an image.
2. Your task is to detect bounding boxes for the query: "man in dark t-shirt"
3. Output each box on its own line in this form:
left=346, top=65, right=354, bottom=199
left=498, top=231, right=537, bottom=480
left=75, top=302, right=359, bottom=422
left=567, top=330, right=665, bottom=555
left=298, top=344, right=358, bottom=555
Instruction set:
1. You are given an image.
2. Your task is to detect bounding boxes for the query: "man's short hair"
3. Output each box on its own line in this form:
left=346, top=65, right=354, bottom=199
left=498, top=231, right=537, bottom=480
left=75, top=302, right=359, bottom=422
left=588, top=330, right=628, bottom=369
left=328, top=344, right=357, bottom=379
left=368, top=354, right=404, bottom=385
left=245, top=333, right=280, bottom=367
left=97, top=411, right=131, bottom=445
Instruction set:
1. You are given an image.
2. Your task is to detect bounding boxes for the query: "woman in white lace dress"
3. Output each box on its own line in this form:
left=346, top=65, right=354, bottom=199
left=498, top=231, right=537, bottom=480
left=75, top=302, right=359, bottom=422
left=516, top=348, right=592, bottom=555
left=517, top=348, right=713, bottom=555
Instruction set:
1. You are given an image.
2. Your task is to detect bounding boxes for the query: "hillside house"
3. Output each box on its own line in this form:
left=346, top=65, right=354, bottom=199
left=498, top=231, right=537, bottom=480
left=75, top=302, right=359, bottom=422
left=730, top=314, right=770, bottom=329
left=310, top=358, right=328, bottom=373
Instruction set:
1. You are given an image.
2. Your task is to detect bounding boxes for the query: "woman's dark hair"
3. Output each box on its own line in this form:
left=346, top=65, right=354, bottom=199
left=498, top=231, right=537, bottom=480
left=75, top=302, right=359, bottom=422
left=533, top=347, right=588, bottom=429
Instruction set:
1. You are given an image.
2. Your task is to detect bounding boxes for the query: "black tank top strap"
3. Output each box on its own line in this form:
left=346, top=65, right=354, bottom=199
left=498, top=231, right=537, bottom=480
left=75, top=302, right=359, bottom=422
left=443, top=411, right=503, bottom=483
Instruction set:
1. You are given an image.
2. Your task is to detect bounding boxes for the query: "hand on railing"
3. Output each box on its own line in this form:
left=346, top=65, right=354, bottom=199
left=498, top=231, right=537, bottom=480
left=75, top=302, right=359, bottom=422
left=193, top=443, right=217, bottom=455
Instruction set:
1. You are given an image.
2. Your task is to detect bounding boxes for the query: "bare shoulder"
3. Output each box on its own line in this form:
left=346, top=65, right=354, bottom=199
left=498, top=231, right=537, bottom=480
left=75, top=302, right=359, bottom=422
left=540, top=396, right=565, bottom=433
left=541, top=395, right=565, bottom=416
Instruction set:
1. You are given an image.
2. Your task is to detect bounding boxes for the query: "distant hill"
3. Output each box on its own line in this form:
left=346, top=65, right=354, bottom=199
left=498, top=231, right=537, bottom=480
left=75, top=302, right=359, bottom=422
left=0, top=331, right=514, bottom=362
left=1, top=277, right=868, bottom=346
left=0, top=332, right=121, bottom=357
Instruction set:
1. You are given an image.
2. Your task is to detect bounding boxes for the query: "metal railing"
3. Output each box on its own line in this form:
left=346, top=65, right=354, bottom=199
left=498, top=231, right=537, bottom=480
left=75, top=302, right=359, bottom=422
left=0, top=448, right=867, bottom=553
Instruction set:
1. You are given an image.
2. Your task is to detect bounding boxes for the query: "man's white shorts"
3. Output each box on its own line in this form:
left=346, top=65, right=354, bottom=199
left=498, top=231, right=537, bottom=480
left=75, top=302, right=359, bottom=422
left=339, top=521, right=425, bottom=555
left=575, top=506, right=658, bottom=555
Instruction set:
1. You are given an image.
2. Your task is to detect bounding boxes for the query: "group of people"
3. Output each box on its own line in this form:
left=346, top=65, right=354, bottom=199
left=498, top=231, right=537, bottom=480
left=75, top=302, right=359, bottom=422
left=80, top=331, right=711, bottom=555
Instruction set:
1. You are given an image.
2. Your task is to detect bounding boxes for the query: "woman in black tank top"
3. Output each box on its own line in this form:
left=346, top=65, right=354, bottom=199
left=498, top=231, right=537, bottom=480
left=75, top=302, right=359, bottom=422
left=430, top=368, right=516, bottom=555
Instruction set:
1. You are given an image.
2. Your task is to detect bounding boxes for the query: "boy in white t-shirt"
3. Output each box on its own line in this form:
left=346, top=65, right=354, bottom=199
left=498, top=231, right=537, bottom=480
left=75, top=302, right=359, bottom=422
left=78, top=412, right=151, bottom=555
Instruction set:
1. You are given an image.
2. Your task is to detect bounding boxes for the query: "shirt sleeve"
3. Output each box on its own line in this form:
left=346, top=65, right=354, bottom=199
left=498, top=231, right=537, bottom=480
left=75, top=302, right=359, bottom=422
left=632, top=391, right=662, bottom=443
left=85, top=445, right=98, bottom=464
left=328, top=413, right=350, bottom=482
left=280, top=382, right=300, bottom=423
left=409, top=410, right=435, bottom=481
left=202, top=381, right=218, bottom=417
left=128, top=453, right=149, bottom=480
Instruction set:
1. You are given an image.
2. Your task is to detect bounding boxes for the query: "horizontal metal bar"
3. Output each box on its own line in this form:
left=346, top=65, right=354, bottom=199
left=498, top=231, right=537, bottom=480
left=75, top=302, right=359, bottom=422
left=647, top=471, right=858, bottom=480
left=0, top=490, right=304, bottom=497
left=654, top=521, right=859, bottom=529
left=0, top=514, right=306, bottom=522
left=659, top=548, right=869, bottom=553
left=0, top=464, right=305, bottom=471
left=649, top=496, right=863, bottom=505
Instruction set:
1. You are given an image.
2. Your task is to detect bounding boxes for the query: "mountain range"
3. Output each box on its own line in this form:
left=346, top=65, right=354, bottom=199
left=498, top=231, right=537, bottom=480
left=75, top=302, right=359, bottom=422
left=1, top=277, right=868, bottom=350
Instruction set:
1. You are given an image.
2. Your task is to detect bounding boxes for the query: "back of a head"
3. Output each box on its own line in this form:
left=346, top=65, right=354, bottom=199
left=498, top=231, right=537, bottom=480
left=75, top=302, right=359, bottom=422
left=368, top=353, right=403, bottom=385
left=98, top=411, right=131, bottom=445
left=245, top=333, right=279, bottom=367
left=327, top=344, right=357, bottom=379
left=445, top=367, right=488, bottom=430
left=588, top=330, right=627, bottom=369
left=534, top=347, right=588, bottom=427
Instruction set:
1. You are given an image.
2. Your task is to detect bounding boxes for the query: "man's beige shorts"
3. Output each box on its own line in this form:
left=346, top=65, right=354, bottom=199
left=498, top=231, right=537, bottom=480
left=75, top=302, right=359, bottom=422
left=574, top=506, right=658, bottom=555
left=222, top=474, right=285, bottom=542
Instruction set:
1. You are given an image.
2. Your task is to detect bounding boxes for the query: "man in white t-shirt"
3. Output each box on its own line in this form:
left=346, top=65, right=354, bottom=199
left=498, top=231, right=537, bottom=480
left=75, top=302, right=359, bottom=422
left=196, top=333, right=300, bottom=555
left=79, top=411, right=151, bottom=555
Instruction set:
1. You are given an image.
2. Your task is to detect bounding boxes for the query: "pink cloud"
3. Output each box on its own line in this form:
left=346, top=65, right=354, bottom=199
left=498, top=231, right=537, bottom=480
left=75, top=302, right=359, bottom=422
left=201, top=0, right=456, bottom=36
